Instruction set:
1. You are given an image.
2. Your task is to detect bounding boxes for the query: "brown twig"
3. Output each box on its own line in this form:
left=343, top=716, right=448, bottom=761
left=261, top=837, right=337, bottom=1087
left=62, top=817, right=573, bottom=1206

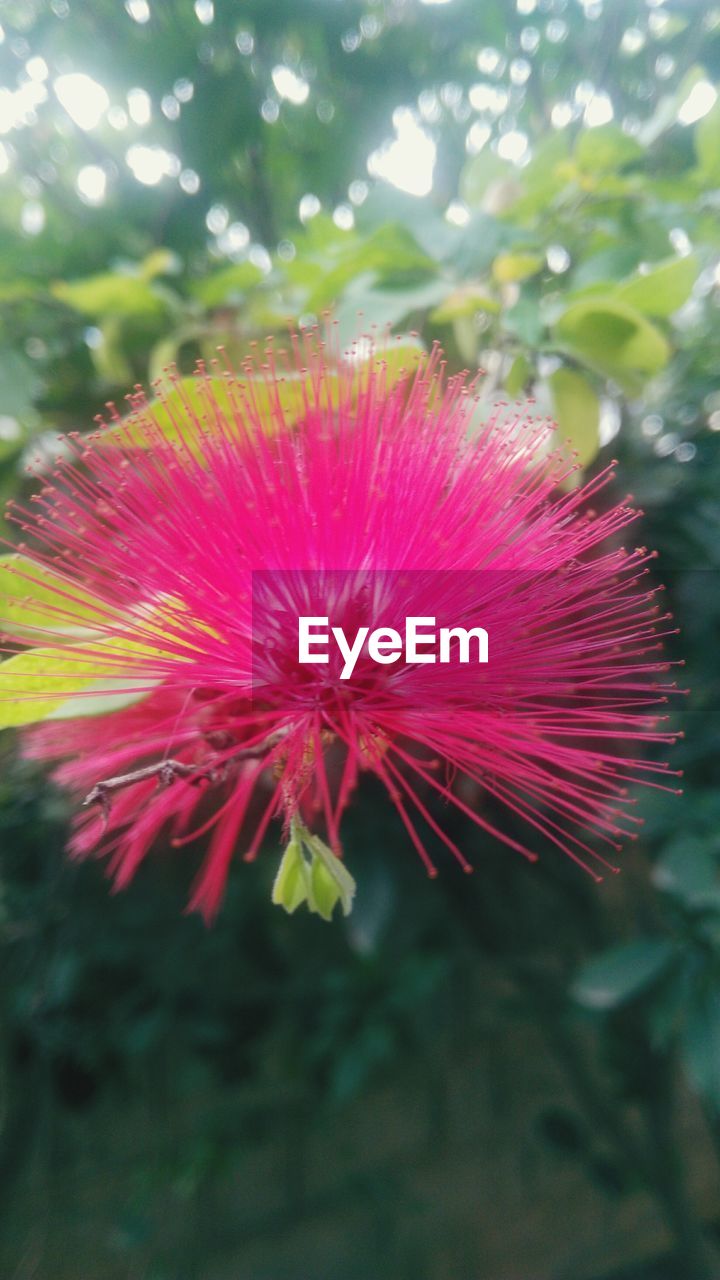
left=81, top=730, right=288, bottom=823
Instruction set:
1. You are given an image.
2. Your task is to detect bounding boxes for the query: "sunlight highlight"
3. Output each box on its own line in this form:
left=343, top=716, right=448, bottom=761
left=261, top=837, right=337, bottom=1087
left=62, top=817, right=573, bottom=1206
left=54, top=73, right=108, bottom=130
left=368, top=108, right=436, bottom=197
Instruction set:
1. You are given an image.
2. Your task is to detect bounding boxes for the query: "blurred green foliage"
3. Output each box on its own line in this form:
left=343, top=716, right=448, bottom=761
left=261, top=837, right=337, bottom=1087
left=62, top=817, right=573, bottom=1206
left=0, top=0, right=719, bottom=1276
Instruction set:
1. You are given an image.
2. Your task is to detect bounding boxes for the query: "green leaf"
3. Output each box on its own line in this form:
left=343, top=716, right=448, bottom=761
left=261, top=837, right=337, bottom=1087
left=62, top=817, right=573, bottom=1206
left=43, top=682, right=159, bottom=721
left=508, top=132, right=572, bottom=218
left=140, top=249, right=181, bottom=281
left=52, top=273, right=168, bottom=320
left=450, top=212, right=521, bottom=276
left=0, top=620, right=178, bottom=728
left=572, top=939, right=676, bottom=1011
left=369, top=338, right=426, bottom=385
left=103, top=340, right=431, bottom=453
left=694, top=98, right=720, bottom=183
left=335, top=275, right=448, bottom=345
left=574, top=125, right=643, bottom=174
left=302, top=223, right=437, bottom=312
left=492, top=252, right=543, bottom=284
left=0, top=645, right=150, bottom=729
left=554, top=296, right=670, bottom=391
left=430, top=285, right=499, bottom=324
left=147, top=333, right=188, bottom=384
left=356, top=188, right=463, bottom=265
left=570, top=247, right=644, bottom=293
left=191, top=262, right=264, bottom=307
left=549, top=368, right=601, bottom=468
left=653, top=838, right=719, bottom=905
left=0, top=554, right=112, bottom=642
left=89, top=317, right=134, bottom=387
left=615, top=255, right=698, bottom=318
left=452, top=316, right=479, bottom=365
left=0, top=648, right=100, bottom=727
left=459, top=152, right=515, bottom=209
left=503, top=295, right=544, bottom=347
left=0, top=424, right=25, bottom=465
left=100, top=372, right=338, bottom=451
left=0, top=350, right=42, bottom=425
left=638, top=67, right=707, bottom=147
left=682, top=991, right=720, bottom=1107
left=648, top=966, right=696, bottom=1048
left=505, top=353, right=532, bottom=398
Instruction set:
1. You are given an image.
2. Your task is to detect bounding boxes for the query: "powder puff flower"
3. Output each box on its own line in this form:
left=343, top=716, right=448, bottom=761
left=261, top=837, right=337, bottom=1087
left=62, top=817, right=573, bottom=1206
left=0, top=338, right=682, bottom=921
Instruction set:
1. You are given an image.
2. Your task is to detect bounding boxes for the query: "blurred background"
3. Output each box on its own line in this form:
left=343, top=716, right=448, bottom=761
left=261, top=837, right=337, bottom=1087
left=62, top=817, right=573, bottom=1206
left=0, top=0, right=719, bottom=1276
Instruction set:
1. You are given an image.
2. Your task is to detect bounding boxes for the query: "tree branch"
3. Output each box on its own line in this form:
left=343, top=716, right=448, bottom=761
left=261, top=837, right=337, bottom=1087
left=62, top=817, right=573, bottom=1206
left=82, top=730, right=287, bottom=822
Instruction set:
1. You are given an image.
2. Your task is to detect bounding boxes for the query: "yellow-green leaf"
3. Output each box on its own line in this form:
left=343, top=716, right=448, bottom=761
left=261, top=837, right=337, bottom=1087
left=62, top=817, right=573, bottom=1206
left=549, top=368, right=601, bottom=469
left=365, top=339, right=425, bottom=385
left=0, top=630, right=178, bottom=729
left=90, top=317, right=134, bottom=387
left=0, top=554, right=113, bottom=642
left=460, top=152, right=515, bottom=208
left=505, top=353, right=532, bottom=398
left=492, top=252, right=543, bottom=284
left=616, top=255, right=698, bottom=318
left=191, top=262, right=264, bottom=307
left=574, top=125, right=643, bottom=174
left=52, top=273, right=168, bottom=320
left=102, top=343, right=428, bottom=452
left=140, top=249, right=181, bottom=281
left=694, top=98, right=720, bottom=183
left=430, top=286, right=500, bottom=324
left=43, top=679, right=160, bottom=721
left=100, top=373, right=337, bottom=451
left=0, top=646, right=143, bottom=729
left=0, top=648, right=98, bottom=727
left=554, top=296, right=670, bottom=392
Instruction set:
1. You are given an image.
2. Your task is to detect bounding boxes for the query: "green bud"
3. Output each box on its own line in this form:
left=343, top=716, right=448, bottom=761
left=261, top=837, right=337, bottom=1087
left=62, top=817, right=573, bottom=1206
left=304, top=831, right=356, bottom=918
left=271, top=823, right=356, bottom=921
left=309, top=854, right=343, bottom=921
left=271, top=832, right=311, bottom=914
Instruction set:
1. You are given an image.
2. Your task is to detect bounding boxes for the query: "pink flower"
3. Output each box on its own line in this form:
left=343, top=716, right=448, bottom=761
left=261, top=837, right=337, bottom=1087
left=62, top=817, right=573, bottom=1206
left=3, top=339, right=682, bottom=920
